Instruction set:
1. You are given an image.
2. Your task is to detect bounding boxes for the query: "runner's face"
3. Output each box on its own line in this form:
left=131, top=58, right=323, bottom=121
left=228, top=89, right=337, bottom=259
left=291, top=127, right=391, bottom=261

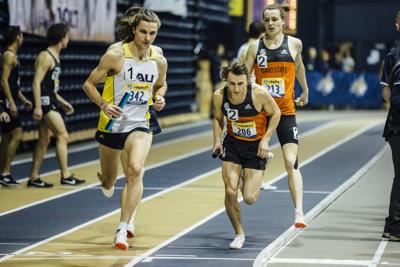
left=62, top=34, right=69, bottom=48
left=263, top=9, right=284, bottom=36
left=133, top=20, right=158, bottom=49
left=227, top=73, right=247, bottom=96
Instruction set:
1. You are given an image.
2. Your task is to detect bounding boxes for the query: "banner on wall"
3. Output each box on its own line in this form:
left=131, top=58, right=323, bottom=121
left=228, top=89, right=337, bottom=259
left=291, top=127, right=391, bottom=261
left=8, top=0, right=117, bottom=42
left=144, top=0, right=187, bottom=18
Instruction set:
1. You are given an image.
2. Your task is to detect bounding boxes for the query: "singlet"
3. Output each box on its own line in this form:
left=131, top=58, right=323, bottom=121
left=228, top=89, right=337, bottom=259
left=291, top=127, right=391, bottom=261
left=222, top=85, right=267, bottom=142
left=40, top=50, right=60, bottom=106
left=98, top=43, right=159, bottom=133
left=254, top=35, right=296, bottom=115
left=0, top=49, right=21, bottom=104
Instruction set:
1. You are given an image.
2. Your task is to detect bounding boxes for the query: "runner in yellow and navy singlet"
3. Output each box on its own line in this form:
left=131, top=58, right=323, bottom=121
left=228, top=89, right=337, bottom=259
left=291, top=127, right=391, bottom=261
left=246, top=3, right=309, bottom=228
left=83, top=8, right=167, bottom=251
left=213, top=61, right=280, bottom=249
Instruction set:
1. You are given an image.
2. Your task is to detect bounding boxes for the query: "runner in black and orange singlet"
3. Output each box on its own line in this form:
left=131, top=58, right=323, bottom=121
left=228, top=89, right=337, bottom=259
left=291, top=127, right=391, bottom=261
left=246, top=3, right=309, bottom=228
left=213, top=61, right=280, bottom=249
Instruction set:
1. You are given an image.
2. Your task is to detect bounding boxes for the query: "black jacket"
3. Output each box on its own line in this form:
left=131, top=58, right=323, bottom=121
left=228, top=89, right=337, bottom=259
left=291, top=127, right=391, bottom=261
left=383, top=49, right=400, bottom=139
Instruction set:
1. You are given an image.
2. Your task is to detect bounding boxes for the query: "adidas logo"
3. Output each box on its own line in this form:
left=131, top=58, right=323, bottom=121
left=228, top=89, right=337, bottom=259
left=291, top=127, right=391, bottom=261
left=280, top=49, right=288, bottom=55
left=244, top=104, right=252, bottom=110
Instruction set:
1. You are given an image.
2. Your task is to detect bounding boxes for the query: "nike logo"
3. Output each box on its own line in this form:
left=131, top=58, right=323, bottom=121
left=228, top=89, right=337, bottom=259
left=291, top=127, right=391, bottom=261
left=62, top=179, right=76, bottom=185
left=33, top=181, right=45, bottom=186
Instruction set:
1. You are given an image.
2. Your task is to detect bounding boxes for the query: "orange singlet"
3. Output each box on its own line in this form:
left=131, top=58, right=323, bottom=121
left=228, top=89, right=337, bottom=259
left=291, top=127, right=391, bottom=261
left=253, top=35, right=296, bottom=115
left=222, top=85, right=267, bottom=142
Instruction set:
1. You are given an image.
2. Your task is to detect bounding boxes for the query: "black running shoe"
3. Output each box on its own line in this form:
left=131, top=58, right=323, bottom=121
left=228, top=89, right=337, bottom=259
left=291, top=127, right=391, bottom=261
left=27, top=178, right=54, bottom=188
left=0, top=174, right=21, bottom=187
left=60, top=175, right=86, bottom=186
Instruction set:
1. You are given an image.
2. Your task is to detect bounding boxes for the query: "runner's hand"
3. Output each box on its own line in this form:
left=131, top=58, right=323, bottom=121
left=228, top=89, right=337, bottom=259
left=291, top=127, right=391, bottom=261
left=257, top=139, right=270, bottom=158
left=153, top=95, right=165, bottom=111
left=101, top=103, right=122, bottom=119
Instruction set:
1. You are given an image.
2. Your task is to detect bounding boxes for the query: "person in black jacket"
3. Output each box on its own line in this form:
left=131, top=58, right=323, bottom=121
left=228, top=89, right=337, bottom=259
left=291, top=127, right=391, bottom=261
left=381, top=10, right=400, bottom=241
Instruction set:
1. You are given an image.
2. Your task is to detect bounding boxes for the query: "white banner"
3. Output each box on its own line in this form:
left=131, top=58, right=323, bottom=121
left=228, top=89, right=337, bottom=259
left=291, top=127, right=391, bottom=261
left=144, top=0, right=187, bottom=18
left=8, top=0, right=116, bottom=42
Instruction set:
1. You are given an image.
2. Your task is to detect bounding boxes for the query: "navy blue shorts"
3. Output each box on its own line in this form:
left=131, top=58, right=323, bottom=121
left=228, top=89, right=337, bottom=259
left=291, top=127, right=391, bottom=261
left=149, top=107, right=161, bottom=135
left=95, top=127, right=149, bottom=150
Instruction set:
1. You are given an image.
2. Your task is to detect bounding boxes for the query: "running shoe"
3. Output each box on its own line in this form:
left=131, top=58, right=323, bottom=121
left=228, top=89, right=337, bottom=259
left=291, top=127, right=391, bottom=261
left=27, top=178, right=54, bottom=188
left=114, top=229, right=129, bottom=251
left=229, top=234, right=245, bottom=249
left=97, top=172, right=114, bottom=198
left=126, top=223, right=135, bottom=239
left=294, top=210, right=307, bottom=228
left=0, top=174, right=20, bottom=187
left=389, top=234, right=400, bottom=241
left=60, top=175, right=86, bottom=186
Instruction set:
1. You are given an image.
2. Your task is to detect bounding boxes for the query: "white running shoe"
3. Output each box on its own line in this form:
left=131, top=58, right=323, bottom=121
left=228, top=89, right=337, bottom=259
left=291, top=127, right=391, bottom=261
left=97, top=172, right=114, bottom=198
left=101, top=186, right=115, bottom=198
left=229, top=234, right=245, bottom=249
left=294, top=210, right=307, bottom=228
left=126, top=223, right=135, bottom=239
left=114, top=229, right=129, bottom=251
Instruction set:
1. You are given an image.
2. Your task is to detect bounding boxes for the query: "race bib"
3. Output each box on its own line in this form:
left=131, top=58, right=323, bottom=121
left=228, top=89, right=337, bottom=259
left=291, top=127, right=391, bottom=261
left=52, top=67, right=61, bottom=93
left=257, top=55, right=268, bottom=68
left=232, top=121, right=257, bottom=138
left=226, top=108, right=239, bottom=121
left=124, top=82, right=151, bottom=105
left=262, top=78, right=285, bottom=97
left=41, top=96, right=50, bottom=106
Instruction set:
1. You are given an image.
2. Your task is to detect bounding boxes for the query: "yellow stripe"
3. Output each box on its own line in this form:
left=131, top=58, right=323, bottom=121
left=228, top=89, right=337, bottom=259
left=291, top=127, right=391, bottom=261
left=98, top=76, right=114, bottom=131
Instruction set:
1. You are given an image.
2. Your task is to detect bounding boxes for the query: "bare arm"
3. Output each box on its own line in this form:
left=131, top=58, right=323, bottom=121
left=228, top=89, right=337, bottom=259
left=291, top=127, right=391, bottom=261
left=152, top=56, right=168, bottom=111
left=254, top=84, right=281, bottom=158
left=245, top=41, right=258, bottom=74
left=212, top=88, right=224, bottom=153
left=82, top=48, right=124, bottom=118
left=1, top=52, right=18, bottom=116
left=292, top=38, right=309, bottom=106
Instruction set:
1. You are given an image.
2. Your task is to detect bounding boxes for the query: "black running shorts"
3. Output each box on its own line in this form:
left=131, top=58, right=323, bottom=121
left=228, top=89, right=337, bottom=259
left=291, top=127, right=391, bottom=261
left=95, top=127, right=149, bottom=150
left=221, top=135, right=267, bottom=170
left=276, top=115, right=299, bottom=146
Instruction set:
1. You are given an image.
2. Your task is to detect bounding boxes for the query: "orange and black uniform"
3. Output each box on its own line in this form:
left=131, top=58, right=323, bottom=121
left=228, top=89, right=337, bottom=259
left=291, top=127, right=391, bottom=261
left=221, top=85, right=267, bottom=170
left=254, top=35, right=299, bottom=145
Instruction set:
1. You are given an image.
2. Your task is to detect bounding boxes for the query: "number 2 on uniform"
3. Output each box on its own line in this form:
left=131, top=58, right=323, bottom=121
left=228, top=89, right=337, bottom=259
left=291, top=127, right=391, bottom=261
left=257, top=55, right=268, bottom=68
left=227, top=109, right=238, bottom=121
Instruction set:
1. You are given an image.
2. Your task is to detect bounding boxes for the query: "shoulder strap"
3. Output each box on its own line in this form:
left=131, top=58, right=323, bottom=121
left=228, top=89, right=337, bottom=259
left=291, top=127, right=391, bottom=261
left=46, top=50, right=59, bottom=64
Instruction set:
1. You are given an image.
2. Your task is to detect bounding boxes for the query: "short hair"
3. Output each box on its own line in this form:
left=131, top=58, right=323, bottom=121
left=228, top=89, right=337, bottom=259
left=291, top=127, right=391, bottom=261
left=4, top=26, right=21, bottom=47
left=47, top=23, right=69, bottom=46
left=262, top=3, right=289, bottom=20
left=220, top=60, right=250, bottom=82
left=248, top=21, right=265, bottom=39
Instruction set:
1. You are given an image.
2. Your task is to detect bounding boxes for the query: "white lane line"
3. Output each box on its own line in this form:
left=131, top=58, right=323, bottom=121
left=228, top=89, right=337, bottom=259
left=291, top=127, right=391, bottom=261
left=12, top=120, right=211, bottom=166
left=167, top=245, right=262, bottom=251
left=369, top=239, right=389, bottom=267
left=0, top=168, right=222, bottom=263
left=254, top=140, right=387, bottom=266
left=141, top=255, right=255, bottom=263
left=268, top=258, right=371, bottom=265
left=0, top=243, right=30, bottom=246
left=0, top=145, right=212, bottom=218
left=272, top=190, right=331, bottom=194
left=0, top=120, right=339, bottom=263
left=126, top=121, right=376, bottom=266
left=14, top=131, right=211, bottom=184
